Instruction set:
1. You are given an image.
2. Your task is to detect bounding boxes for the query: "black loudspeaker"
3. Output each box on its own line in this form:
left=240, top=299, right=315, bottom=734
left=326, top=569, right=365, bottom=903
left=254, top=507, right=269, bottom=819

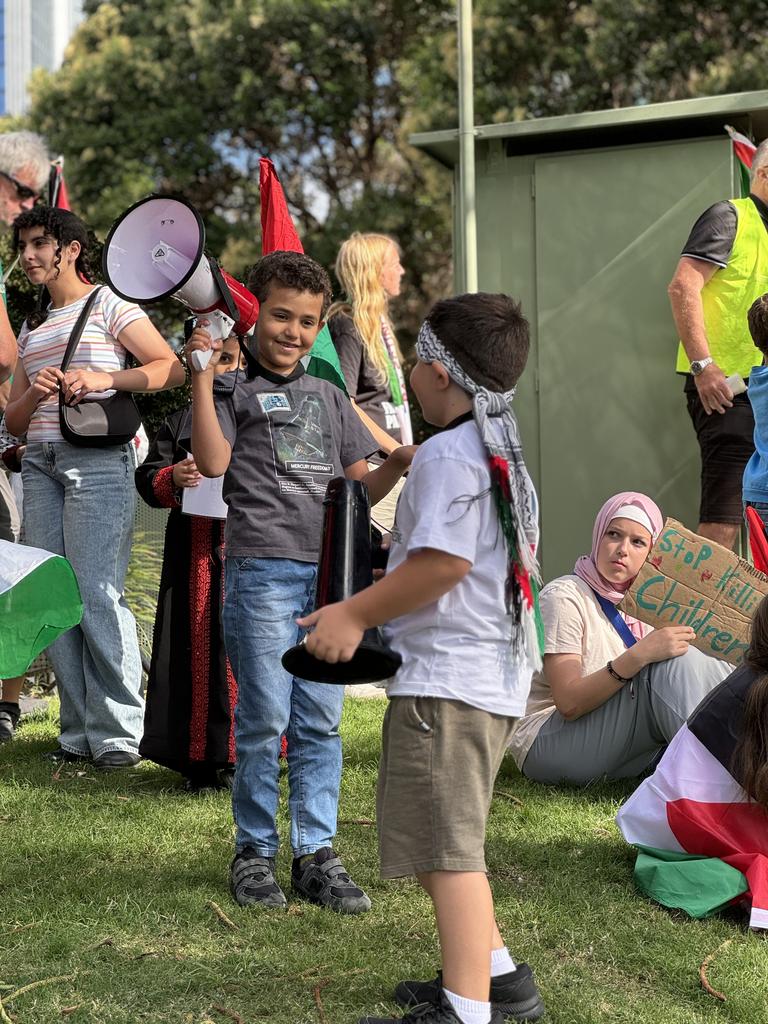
left=282, top=477, right=402, bottom=684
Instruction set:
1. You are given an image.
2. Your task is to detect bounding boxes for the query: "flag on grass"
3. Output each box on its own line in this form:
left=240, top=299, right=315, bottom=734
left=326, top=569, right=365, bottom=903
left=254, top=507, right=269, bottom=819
left=725, top=125, right=757, bottom=198
left=258, top=157, right=347, bottom=393
left=0, top=541, right=82, bottom=677
left=617, top=664, right=768, bottom=930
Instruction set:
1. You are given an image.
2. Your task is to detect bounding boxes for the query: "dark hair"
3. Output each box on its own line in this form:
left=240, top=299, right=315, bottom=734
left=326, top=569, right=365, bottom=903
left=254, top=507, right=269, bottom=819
left=748, top=294, right=768, bottom=355
left=734, top=595, right=768, bottom=810
left=13, top=205, right=95, bottom=286
left=246, top=250, right=332, bottom=316
left=425, top=292, right=530, bottom=391
left=13, top=207, right=97, bottom=329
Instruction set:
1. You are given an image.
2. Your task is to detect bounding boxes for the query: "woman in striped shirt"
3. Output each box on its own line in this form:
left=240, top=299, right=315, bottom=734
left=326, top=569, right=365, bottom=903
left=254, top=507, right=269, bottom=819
left=5, top=206, right=184, bottom=768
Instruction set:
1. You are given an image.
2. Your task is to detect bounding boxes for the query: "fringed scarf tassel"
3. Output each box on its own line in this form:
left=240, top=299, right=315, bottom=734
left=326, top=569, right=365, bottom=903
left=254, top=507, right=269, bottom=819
left=489, top=455, right=544, bottom=671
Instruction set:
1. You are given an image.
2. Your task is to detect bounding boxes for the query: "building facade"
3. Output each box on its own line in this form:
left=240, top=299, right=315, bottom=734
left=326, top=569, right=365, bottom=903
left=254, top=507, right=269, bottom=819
left=1, top=0, right=84, bottom=116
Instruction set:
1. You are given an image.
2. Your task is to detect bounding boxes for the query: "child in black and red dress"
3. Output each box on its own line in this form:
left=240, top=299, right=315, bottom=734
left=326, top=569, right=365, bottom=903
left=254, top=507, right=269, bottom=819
left=135, top=335, right=245, bottom=791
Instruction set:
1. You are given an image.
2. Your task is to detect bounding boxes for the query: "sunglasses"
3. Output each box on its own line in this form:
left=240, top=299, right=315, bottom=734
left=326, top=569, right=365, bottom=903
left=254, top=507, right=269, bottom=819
left=0, top=170, right=38, bottom=201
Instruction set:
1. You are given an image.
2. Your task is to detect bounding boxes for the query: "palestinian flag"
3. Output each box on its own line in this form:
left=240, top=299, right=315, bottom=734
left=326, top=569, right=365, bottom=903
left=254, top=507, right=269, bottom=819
left=258, top=157, right=347, bottom=393
left=0, top=542, right=83, bottom=677
left=48, top=156, right=71, bottom=210
left=725, top=125, right=757, bottom=198
left=617, top=664, right=768, bottom=930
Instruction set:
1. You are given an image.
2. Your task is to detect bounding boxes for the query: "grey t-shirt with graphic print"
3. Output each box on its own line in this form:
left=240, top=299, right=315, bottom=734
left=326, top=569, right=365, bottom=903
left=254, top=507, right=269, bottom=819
left=212, top=365, right=376, bottom=560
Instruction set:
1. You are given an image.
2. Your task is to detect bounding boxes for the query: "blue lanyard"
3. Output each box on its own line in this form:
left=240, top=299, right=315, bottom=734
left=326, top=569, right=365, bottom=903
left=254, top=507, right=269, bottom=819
left=590, top=589, right=637, bottom=648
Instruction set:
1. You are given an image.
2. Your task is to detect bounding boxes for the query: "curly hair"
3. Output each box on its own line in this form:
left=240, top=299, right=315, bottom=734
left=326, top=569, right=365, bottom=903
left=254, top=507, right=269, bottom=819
left=13, top=205, right=95, bottom=285
left=326, top=232, right=403, bottom=383
left=246, top=250, right=332, bottom=315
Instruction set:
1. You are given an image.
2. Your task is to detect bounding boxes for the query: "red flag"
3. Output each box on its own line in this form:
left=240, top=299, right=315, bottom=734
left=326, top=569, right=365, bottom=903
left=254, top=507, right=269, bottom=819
left=746, top=505, right=768, bottom=573
left=259, top=158, right=303, bottom=254
left=257, top=157, right=347, bottom=392
left=48, top=159, right=71, bottom=210
left=725, top=125, right=757, bottom=198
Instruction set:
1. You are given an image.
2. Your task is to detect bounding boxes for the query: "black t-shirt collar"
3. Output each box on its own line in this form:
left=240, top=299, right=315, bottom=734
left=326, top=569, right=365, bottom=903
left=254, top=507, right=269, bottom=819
left=440, top=410, right=474, bottom=432
left=245, top=354, right=306, bottom=384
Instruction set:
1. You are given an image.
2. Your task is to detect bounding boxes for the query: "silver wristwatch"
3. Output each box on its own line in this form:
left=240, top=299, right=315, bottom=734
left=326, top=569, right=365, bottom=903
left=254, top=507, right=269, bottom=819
left=690, top=357, right=714, bottom=376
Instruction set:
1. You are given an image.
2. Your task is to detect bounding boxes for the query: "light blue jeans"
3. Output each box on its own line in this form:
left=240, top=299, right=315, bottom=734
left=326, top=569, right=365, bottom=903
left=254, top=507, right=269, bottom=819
left=223, top=556, right=345, bottom=856
left=22, top=442, right=144, bottom=758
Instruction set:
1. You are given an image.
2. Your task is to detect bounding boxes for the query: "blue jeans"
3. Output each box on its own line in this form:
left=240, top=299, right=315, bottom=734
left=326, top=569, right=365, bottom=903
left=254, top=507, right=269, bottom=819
left=223, top=556, right=345, bottom=856
left=22, top=442, right=143, bottom=757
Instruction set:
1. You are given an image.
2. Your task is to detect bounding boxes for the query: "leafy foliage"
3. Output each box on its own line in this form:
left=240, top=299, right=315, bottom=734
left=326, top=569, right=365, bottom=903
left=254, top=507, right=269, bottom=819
left=7, top=0, right=768, bottom=439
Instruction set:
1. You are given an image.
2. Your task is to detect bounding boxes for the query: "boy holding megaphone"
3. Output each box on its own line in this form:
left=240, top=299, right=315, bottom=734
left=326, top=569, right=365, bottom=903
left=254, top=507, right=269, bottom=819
left=186, top=249, right=415, bottom=913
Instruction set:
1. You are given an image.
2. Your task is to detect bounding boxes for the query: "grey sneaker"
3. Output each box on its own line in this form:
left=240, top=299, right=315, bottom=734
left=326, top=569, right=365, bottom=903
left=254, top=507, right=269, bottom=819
left=0, top=701, right=20, bottom=743
left=229, top=850, right=287, bottom=908
left=291, top=846, right=371, bottom=914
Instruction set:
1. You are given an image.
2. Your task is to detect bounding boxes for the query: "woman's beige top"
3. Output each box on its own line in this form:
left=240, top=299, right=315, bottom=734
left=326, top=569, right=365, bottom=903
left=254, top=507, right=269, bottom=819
left=509, top=574, right=626, bottom=768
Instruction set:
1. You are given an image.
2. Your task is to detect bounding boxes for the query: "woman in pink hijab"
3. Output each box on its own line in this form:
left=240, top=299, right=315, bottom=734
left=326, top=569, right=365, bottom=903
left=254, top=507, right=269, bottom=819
left=508, top=492, right=731, bottom=785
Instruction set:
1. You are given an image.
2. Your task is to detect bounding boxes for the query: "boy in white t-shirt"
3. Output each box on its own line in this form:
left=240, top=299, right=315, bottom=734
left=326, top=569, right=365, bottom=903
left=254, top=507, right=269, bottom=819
left=300, top=293, right=545, bottom=1024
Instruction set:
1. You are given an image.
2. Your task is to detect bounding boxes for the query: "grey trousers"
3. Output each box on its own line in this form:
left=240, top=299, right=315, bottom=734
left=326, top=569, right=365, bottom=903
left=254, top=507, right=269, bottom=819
left=521, top=645, right=732, bottom=785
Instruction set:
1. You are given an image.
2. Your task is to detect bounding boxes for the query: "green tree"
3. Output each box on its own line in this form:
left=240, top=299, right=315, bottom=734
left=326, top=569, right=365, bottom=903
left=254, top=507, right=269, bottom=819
left=25, top=0, right=454, bottom=322
left=406, top=0, right=768, bottom=132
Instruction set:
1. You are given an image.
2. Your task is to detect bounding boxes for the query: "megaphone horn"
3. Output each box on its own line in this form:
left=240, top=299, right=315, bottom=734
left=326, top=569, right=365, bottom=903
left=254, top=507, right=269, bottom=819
left=281, top=477, right=402, bottom=685
left=102, top=194, right=260, bottom=369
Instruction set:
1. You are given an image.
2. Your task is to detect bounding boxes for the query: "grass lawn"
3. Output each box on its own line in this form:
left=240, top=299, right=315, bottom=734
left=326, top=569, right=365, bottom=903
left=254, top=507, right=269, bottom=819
left=2, top=698, right=767, bottom=1024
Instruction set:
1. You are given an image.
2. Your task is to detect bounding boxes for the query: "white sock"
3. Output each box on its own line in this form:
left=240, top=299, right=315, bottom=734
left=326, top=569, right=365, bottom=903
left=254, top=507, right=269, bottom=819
left=490, top=946, right=517, bottom=977
left=443, top=987, right=492, bottom=1024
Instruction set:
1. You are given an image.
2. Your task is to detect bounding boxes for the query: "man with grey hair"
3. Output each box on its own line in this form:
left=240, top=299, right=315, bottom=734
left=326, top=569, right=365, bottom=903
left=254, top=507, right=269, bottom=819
left=0, top=129, right=49, bottom=743
left=668, top=137, right=768, bottom=551
left=0, top=130, right=48, bottom=380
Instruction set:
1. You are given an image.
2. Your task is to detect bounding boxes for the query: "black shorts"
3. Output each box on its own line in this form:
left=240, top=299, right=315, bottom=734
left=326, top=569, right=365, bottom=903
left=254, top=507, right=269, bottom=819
left=684, top=374, right=754, bottom=524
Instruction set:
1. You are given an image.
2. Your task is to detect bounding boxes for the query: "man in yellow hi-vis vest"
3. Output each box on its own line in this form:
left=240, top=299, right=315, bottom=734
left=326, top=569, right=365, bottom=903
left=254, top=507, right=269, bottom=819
left=668, top=139, right=768, bottom=551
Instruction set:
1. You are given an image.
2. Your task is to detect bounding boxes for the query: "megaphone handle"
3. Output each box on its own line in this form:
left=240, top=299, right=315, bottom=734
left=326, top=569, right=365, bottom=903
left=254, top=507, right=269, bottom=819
left=190, top=348, right=213, bottom=372
left=205, top=309, right=235, bottom=342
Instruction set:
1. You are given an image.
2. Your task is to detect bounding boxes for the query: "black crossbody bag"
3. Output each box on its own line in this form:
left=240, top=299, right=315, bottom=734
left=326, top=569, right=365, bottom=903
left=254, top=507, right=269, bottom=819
left=58, top=287, right=142, bottom=447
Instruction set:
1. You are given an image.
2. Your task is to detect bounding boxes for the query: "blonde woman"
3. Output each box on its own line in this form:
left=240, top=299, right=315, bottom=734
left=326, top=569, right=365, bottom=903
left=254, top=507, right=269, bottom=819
left=328, top=233, right=414, bottom=532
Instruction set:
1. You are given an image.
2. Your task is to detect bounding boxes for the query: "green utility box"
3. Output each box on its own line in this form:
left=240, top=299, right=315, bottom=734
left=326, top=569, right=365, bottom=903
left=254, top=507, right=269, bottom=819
left=411, top=92, right=768, bottom=581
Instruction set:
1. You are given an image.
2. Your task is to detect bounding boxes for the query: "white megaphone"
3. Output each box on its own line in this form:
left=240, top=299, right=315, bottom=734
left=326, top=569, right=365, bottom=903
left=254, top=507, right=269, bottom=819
left=102, top=195, right=259, bottom=371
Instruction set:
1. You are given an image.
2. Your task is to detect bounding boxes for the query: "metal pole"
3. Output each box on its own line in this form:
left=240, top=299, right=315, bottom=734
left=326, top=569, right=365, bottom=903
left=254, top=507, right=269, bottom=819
left=457, top=0, right=478, bottom=292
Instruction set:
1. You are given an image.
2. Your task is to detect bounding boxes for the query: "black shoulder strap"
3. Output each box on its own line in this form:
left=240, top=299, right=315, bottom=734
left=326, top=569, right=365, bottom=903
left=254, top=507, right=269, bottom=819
left=59, top=286, right=104, bottom=373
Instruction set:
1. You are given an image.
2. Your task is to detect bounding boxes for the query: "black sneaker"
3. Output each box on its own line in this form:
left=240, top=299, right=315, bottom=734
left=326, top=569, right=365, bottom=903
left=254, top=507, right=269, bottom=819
left=360, top=989, right=504, bottom=1024
left=0, top=701, right=20, bottom=743
left=183, top=766, right=224, bottom=793
left=43, top=747, right=91, bottom=763
left=93, top=751, right=141, bottom=769
left=291, top=846, right=371, bottom=914
left=395, top=965, right=545, bottom=1022
left=230, top=849, right=287, bottom=908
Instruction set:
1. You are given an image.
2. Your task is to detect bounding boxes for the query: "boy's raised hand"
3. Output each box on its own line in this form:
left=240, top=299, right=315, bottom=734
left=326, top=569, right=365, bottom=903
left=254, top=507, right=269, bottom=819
left=184, top=322, right=222, bottom=376
left=297, top=602, right=366, bottom=664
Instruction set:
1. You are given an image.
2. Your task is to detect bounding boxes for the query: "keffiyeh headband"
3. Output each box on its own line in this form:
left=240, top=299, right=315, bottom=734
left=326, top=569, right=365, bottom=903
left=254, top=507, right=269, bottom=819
left=416, top=320, right=544, bottom=670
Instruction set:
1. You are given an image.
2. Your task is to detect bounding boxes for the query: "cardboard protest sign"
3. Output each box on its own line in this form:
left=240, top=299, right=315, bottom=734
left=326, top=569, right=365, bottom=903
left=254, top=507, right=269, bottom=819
left=619, top=518, right=768, bottom=665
